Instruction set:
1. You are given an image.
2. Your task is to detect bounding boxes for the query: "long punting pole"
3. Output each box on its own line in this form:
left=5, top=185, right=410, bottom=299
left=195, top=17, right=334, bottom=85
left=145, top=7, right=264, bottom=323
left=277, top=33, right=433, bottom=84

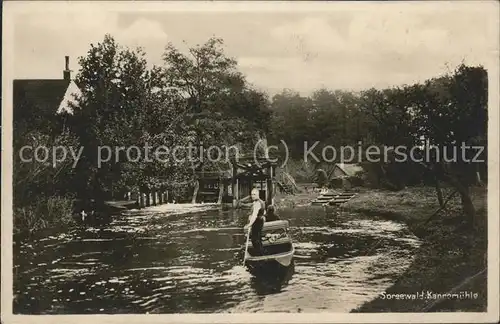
left=243, top=227, right=251, bottom=266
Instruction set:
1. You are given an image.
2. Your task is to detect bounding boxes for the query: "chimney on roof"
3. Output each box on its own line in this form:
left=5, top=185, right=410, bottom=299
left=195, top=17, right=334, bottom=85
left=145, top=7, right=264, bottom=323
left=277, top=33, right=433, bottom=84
left=63, top=56, right=72, bottom=81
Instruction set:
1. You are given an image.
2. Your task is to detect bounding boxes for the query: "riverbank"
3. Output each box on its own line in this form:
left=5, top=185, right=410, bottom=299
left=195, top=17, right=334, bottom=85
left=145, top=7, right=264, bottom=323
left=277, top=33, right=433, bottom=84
left=14, top=198, right=214, bottom=242
left=127, top=202, right=220, bottom=215
left=274, top=189, right=319, bottom=209
left=344, top=186, right=487, bottom=312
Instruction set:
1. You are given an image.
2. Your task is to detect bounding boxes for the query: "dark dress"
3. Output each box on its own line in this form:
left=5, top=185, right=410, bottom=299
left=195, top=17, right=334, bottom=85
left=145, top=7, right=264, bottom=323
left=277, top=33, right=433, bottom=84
left=250, top=199, right=266, bottom=255
left=265, top=205, right=280, bottom=221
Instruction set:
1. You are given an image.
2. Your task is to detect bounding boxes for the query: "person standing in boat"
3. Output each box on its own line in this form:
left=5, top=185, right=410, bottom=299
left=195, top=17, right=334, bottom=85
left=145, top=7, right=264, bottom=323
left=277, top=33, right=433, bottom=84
left=244, top=188, right=266, bottom=255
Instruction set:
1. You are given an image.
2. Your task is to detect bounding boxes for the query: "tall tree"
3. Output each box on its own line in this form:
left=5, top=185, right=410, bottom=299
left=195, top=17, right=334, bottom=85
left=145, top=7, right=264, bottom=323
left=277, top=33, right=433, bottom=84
left=161, top=37, right=272, bottom=171
left=70, top=35, right=161, bottom=199
left=410, top=65, right=488, bottom=224
left=269, top=89, right=314, bottom=158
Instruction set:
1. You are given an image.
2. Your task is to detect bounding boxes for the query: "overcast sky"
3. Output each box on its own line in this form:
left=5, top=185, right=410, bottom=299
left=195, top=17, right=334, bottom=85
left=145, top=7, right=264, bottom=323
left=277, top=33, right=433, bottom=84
left=9, top=1, right=499, bottom=95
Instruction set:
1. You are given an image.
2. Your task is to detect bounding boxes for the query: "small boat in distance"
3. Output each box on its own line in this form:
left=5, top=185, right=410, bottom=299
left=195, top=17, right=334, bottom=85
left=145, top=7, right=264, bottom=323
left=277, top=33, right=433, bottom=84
left=244, top=220, right=295, bottom=274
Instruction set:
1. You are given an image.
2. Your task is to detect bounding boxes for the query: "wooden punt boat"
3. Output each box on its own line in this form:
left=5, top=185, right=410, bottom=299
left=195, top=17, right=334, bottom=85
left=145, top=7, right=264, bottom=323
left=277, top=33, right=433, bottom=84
left=243, top=220, right=295, bottom=273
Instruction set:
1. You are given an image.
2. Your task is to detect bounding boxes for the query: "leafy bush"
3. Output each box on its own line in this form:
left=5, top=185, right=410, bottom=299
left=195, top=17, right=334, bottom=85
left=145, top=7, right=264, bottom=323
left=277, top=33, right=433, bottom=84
left=315, top=169, right=328, bottom=187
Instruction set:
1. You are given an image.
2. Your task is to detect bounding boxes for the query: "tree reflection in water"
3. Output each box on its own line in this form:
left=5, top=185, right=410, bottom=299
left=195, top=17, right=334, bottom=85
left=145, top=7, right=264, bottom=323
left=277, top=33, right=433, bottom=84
left=249, top=261, right=295, bottom=296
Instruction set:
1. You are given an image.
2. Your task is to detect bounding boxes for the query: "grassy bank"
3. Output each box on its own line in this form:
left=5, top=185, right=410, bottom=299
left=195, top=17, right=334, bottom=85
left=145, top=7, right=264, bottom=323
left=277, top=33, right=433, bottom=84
left=344, top=186, right=488, bottom=312
left=14, top=196, right=76, bottom=239
left=14, top=197, right=136, bottom=241
left=274, top=189, right=319, bottom=210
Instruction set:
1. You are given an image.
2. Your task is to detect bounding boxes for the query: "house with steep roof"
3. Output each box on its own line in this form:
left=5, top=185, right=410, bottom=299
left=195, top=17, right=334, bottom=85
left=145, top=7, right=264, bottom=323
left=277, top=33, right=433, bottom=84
left=332, top=163, right=365, bottom=178
left=13, top=56, right=81, bottom=132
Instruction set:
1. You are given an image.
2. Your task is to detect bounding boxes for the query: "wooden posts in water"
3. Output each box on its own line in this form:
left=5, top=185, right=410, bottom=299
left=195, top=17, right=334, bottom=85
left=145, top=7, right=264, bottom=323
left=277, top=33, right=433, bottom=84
left=192, top=180, right=200, bottom=204
left=152, top=191, right=157, bottom=206
left=234, top=179, right=240, bottom=206
left=138, top=192, right=145, bottom=208
left=136, top=189, right=171, bottom=209
left=136, top=159, right=278, bottom=209
left=232, top=163, right=238, bottom=207
left=217, top=181, right=224, bottom=204
left=266, top=165, right=274, bottom=207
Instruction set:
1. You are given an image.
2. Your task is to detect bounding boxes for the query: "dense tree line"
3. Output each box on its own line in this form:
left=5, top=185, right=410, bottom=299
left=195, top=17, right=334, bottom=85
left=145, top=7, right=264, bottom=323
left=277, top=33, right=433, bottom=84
left=13, top=35, right=272, bottom=234
left=267, top=64, right=487, bottom=224
left=66, top=35, right=272, bottom=201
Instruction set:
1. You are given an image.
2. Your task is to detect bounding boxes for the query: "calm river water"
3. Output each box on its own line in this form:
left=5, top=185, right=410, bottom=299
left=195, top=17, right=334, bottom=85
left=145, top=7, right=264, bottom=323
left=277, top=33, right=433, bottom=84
left=13, top=204, right=420, bottom=314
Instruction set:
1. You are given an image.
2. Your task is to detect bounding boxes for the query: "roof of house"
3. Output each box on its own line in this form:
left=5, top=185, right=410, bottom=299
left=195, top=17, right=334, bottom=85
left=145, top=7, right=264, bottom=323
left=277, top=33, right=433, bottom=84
left=14, top=79, right=70, bottom=120
left=57, top=80, right=81, bottom=114
left=335, top=163, right=365, bottom=177
left=13, top=79, right=81, bottom=122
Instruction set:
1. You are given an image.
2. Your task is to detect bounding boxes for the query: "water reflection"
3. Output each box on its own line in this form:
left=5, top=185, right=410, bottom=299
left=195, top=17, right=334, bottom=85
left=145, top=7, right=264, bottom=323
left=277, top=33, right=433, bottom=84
left=250, top=262, right=295, bottom=296
left=14, top=205, right=420, bottom=314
